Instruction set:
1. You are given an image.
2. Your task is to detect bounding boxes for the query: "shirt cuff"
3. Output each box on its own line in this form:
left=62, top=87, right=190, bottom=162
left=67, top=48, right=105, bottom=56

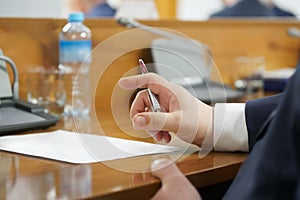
left=213, top=103, right=249, bottom=152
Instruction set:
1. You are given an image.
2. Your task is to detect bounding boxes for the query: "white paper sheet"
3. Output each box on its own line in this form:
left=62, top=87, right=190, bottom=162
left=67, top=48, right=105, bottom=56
left=0, top=130, right=183, bottom=164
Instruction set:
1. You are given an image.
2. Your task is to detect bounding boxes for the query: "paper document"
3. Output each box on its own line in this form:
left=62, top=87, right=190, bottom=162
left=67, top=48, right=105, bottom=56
left=264, top=68, right=295, bottom=79
left=0, top=130, right=183, bottom=164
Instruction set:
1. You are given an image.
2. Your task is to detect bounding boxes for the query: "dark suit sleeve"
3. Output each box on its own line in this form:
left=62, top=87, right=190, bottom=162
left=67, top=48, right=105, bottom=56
left=223, top=65, right=300, bottom=200
left=245, top=94, right=283, bottom=149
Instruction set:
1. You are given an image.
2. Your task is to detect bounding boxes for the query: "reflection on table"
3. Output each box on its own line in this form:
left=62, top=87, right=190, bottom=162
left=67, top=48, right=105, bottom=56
left=0, top=114, right=247, bottom=199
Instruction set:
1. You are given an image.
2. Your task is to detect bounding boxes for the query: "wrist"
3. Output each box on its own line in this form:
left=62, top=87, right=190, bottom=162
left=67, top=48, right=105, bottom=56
left=193, top=102, right=213, bottom=147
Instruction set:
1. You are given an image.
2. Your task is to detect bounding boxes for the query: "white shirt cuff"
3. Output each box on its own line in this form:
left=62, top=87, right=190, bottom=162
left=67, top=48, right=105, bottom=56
left=213, top=103, right=249, bottom=152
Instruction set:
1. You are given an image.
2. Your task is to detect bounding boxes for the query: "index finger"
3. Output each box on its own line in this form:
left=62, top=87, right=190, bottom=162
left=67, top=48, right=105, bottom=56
left=119, top=73, right=169, bottom=90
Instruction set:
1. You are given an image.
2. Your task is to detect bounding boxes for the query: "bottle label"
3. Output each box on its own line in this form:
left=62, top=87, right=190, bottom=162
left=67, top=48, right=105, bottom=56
left=59, top=40, right=92, bottom=63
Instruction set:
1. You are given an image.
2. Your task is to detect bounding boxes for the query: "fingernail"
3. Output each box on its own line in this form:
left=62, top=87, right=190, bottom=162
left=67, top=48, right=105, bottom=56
left=162, top=134, right=171, bottom=144
left=151, top=158, right=171, bottom=171
left=134, top=115, right=148, bottom=129
left=118, top=78, right=125, bottom=86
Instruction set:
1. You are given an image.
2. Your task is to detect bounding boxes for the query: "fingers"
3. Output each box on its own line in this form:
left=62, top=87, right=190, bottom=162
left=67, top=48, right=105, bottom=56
left=152, top=131, right=172, bottom=143
left=119, top=73, right=169, bottom=92
left=126, top=84, right=178, bottom=142
left=130, top=89, right=152, bottom=119
left=132, top=112, right=178, bottom=143
left=132, top=111, right=180, bottom=135
left=129, top=89, right=180, bottom=134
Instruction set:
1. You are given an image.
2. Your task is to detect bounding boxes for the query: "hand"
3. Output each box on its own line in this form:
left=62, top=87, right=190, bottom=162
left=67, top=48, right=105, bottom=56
left=119, top=73, right=213, bottom=147
left=150, top=159, right=202, bottom=200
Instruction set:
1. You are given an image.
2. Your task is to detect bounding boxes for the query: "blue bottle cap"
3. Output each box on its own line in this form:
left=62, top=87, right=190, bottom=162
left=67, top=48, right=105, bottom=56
left=68, top=12, right=84, bottom=22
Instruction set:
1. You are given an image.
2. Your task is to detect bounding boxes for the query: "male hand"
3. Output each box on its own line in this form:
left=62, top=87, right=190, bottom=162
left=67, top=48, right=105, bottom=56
left=119, top=73, right=213, bottom=146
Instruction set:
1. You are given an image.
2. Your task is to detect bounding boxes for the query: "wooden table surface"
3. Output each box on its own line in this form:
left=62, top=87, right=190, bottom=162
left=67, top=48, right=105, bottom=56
left=0, top=115, right=247, bottom=200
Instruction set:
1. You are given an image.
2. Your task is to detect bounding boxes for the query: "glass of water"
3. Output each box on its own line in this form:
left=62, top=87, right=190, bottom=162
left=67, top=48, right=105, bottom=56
left=27, top=67, right=66, bottom=117
left=233, top=56, right=265, bottom=97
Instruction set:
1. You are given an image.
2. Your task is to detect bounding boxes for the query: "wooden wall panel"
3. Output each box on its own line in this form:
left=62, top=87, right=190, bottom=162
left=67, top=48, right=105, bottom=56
left=155, top=0, right=177, bottom=19
left=144, top=19, right=300, bottom=84
left=0, top=18, right=299, bottom=103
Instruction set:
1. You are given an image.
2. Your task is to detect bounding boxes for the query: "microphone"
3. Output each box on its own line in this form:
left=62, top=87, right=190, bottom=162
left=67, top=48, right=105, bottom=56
left=116, top=16, right=215, bottom=85
left=116, top=17, right=196, bottom=41
left=116, top=16, right=212, bottom=69
left=116, top=17, right=245, bottom=104
left=116, top=17, right=140, bottom=28
left=0, top=50, right=19, bottom=100
left=116, top=16, right=212, bottom=59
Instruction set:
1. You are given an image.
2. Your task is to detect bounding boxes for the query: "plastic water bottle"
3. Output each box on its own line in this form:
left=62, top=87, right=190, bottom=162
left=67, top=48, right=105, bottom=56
left=59, top=12, right=92, bottom=117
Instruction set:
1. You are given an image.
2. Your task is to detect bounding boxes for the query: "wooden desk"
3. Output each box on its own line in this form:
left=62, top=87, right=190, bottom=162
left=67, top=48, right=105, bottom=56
left=5, top=18, right=293, bottom=199
left=0, top=116, right=247, bottom=200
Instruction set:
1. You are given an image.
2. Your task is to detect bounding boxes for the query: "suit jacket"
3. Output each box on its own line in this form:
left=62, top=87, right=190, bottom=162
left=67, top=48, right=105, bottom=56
left=223, top=67, right=300, bottom=199
left=85, top=2, right=116, bottom=18
left=211, top=0, right=295, bottom=18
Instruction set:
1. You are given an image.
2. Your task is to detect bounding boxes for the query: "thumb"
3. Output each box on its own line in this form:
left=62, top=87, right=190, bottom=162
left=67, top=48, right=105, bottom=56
left=133, top=111, right=180, bottom=133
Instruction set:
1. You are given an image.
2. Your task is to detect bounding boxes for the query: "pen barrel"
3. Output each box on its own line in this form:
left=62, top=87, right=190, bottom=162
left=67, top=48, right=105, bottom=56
left=148, top=89, right=161, bottom=112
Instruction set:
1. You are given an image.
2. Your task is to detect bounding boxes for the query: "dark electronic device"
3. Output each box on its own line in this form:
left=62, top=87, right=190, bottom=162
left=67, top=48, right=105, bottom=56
left=0, top=49, right=58, bottom=135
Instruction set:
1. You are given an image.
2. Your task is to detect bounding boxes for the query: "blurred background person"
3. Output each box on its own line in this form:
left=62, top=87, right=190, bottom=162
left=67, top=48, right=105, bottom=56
left=66, top=0, right=120, bottom=18
left=65, top=0, right=159, bottom=19
left=211, top=0, right=295, bottom=18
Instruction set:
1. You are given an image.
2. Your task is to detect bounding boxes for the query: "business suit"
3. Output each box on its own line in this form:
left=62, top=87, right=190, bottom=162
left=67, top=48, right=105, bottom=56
left=223, top=67, right=300, bottom=199
left=211, top=0, right=295, bottom=18
left=85, top=2, right=116, bottom=18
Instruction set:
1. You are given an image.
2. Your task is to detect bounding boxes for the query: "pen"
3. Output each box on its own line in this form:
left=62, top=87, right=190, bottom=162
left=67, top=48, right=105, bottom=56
left=138, top=59, right=161, bottom=112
